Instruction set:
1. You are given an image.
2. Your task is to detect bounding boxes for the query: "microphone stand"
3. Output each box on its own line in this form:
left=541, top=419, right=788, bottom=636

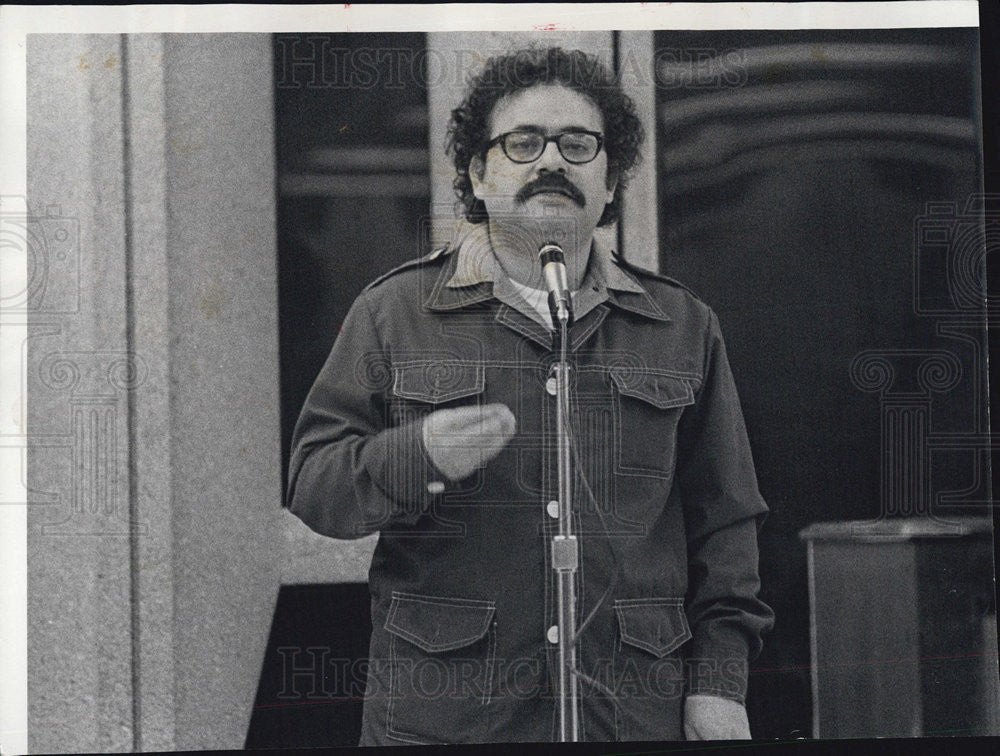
left=551, top=313, right=580, bottom=742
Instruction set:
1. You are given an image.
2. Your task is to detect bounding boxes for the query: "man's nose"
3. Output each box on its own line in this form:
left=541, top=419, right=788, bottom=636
left=535, top=139, right=567, bottom=172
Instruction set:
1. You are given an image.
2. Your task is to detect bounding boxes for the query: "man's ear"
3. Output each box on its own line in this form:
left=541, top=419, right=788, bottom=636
left=469, top=154, right=486, bottom=199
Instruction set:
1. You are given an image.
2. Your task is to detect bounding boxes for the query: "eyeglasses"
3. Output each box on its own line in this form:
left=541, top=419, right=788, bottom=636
left=486, top=129, right=605, bottom=164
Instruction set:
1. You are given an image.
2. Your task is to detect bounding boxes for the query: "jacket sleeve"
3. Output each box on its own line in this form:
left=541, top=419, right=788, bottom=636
left=286, top=290, right=448, bottom=539
left=674, top=309, right=774, bottom=703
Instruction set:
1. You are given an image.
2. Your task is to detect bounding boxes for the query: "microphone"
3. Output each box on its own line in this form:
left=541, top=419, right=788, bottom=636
left=539, top=243, right=574, bottom=328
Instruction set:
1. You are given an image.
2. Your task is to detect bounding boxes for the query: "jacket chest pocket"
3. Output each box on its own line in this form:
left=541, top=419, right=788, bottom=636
left=383, top=592, right=497, bottom=744
left=612, top=598, right=692, bottom=741
left=609, top=368, right=696, bottom=480
left=389, top=361, right=485, bottom=422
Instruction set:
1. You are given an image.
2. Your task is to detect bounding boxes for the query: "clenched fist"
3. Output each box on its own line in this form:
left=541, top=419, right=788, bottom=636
left=421, top=403, right=517, bottom=481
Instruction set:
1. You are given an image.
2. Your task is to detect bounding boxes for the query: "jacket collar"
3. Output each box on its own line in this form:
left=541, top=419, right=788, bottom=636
left=423, top=219, right=670, bottom=322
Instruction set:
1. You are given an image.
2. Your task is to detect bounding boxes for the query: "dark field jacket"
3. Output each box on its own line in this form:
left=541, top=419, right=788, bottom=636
left=287, top=238, right=774, bottom=744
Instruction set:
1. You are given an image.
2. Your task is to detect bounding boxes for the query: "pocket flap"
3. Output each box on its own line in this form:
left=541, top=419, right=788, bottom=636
left=614, top=598, right=692, bottom=657
left=385, top=592, right=496, bottom=653
left=610, top=369, right=695, bottom=410
left=393, top=362, right=485, bottom=403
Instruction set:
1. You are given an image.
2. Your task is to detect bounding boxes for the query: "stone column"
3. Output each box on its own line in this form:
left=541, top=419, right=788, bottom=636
left=617, top=31, right=659, bottom=271
left=153, top=34, right=283, bottom=750
left=27, top=34, right=134, bottom=753
left=26, top=33, right=284, bottom=752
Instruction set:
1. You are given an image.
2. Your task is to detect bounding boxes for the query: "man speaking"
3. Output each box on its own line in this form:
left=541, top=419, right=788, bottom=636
left=287, top=46, right=773, bottom=744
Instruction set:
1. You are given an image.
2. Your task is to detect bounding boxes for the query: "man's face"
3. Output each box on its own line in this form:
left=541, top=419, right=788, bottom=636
left=469, top=84, right=616, bottom=245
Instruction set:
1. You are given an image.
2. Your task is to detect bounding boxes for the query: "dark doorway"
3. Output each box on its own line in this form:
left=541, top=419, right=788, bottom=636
left=260, top=31, right=431, bottom=748
left=273, top=32, right=431, bottom=493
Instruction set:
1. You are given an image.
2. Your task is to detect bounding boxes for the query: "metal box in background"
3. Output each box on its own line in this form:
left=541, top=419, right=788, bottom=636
left=800, top=518, right=998, bottom=738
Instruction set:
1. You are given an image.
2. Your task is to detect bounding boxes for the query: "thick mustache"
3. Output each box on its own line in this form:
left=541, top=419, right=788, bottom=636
left=515, top=175, right=586, bottom=207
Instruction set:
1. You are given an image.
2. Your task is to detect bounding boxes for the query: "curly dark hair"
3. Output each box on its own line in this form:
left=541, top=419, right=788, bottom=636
left=446, top=46, right=643, bottom=227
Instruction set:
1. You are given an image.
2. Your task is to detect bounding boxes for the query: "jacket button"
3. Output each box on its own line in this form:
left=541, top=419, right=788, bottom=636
left=546, top=500, right=559, bottom=519
left=545, top=377, right=557, bottom=395
left=547, top=625, right=559, bottom=644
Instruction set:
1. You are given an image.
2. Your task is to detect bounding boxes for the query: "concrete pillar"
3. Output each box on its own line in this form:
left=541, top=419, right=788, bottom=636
left=617, top=31, right=659, bottom=271
left=27, top=34, right=134, bottom=753
left=26, top=33, right=284, bottom=752
left=156, top=34, right=283, bottom=749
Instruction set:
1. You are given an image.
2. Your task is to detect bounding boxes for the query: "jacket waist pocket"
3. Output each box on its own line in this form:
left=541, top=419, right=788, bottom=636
left=612, top=597, right=691, bottom=741
left=381, top=591, right=497, bottom=744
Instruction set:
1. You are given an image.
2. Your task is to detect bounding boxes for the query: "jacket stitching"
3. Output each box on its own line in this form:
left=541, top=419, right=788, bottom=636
left=615, top=597, right=684, bottom=607
left=385, top=632, right=430, bottom=744
left=392, top=364, right=486, bottom=403
left=385, top=597, right=498, bottom=743
left=612, top=599, right=692, bottom=739
left=390, top=590, right=495, bottom=608
left=613, top=625, right=621, bottom=741
left=611, top=390, right=683, bottom=480
left=570, top=304, right=610, bottom=351
left=423, top=253, right=490, bottom=311
left=385, top=592, right=496, bottom=652
left=496, top=304, right=552, bottom=349
left=483, top=620, right=497, bottom=706
left=389, top=360, right=701, bottom=377
left=614, top=600, right=692, bottom=657
left=389, top=359, right=702, bottom=381
left=610, top=373, right=696, bottom=410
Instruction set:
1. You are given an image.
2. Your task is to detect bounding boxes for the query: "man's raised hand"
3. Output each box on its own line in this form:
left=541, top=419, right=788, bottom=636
left=421, top=403, right=517, bottom=481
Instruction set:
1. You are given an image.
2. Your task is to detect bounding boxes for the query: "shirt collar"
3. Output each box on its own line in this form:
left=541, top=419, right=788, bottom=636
left=424, top=219, right=669, bottom=322
left=444, top=219, right=645, bottom=295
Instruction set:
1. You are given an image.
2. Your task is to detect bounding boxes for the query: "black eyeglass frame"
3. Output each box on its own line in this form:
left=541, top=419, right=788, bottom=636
left=484, top=129, right=605, bottom=164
